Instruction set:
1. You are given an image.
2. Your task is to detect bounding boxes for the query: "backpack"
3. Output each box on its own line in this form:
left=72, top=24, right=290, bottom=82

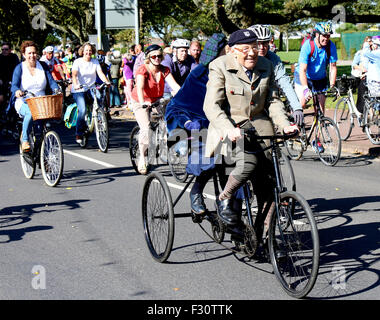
left=300, top=34, right=312, bottom=49
left=307, top=38, right=331, bottom=65
left=63, top=103, right=78, bottom=128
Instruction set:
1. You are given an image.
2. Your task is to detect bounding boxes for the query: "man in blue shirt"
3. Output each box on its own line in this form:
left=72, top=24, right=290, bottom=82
left=249, top=24, right=304, bottom=126
left=294, top=21, right=338, bottom=114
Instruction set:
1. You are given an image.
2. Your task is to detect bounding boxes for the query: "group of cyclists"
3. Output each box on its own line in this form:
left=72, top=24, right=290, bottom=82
left=3, top=20, right=377, bottom=226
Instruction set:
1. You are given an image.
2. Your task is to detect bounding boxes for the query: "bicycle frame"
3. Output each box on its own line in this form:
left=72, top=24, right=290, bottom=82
left=22, top=121, right=48, bottom=165
left=336, top=83, right=362, bottom=126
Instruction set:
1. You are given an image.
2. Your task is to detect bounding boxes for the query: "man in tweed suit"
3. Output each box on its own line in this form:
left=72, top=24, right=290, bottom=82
left=203, top=29, right=298, bottom=225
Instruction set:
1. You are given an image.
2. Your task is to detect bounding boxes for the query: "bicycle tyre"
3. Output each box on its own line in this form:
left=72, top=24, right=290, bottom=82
left=40, top=130, right=64, bottom=187
left=129, top=125, right=142, bottom=174
left=315, top=116, right=341, bottom=166
left=87, top=104, right=95, bottom=133
left=19, top=144, right=35, bottom=179
left=268, top=190, right=319, bottom=299
left=157, top=120, right=168, bottom=164
left=279, top=150, right=296, bottom=192
left=363, top=104, right=380, bottom=145
left=284, top=131, right=304, bottom=161
left=334, top=98, right=353, bottom=141
left=168, top=143, right=188, bottom=183
left=95, top=107, right=109, bottom=152
left=142, top=172, right=175, bottom=263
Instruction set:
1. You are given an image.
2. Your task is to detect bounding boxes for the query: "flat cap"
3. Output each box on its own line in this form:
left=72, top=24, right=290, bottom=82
left=228, top=29, right=258, bottom=47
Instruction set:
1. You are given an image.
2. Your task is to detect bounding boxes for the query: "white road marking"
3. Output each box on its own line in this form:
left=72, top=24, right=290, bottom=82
left=160, top=181, right=216, bottom=200
left=64, top=149, right=216, bottom=199
left=63, top=149, right=116, bottom=168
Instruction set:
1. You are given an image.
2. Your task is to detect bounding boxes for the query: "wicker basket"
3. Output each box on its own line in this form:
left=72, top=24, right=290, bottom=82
left=26, top=94, right=63, bottom=120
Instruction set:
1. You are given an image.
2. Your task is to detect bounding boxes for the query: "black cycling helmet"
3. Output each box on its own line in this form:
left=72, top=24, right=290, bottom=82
left=145, top=44, right=162, bottom=56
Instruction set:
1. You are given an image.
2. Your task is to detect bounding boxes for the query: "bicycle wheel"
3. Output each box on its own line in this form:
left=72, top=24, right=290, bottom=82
left=142, top=172, right=175, bottom=263
left=279, top=150, right=296, bottom=192
left=284, top=128, right=305, bottom=161
left=334, top=98, right=353, bottom=141
left=40, top=130, right=64, bottom=187
left=315, top=117, right=341, bottom=166
left=95, top=107, right=109, bottom=152
left=363, top=104, right=380, bottom=145
left=268, top=191, right=319, bottom=299
left=168, top=142, right=188, bottom=183
left=129, top=125, right=142, bottom=174
left=157, top=120, right=168, bottom=164
left=19, top=143, right=35, bottom=179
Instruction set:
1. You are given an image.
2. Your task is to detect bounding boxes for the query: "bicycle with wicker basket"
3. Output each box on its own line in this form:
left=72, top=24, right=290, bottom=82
left=19, top=92, right=64, bottom=187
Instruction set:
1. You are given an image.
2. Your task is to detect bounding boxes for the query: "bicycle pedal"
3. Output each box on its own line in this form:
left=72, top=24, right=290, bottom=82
left=191, top=211, right=205, bottom=223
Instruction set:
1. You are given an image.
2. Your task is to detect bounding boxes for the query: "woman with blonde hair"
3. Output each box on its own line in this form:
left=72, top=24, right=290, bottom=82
left=71, top=42, right=110, bottom=144
left=131, top=44, right=180, bottom=174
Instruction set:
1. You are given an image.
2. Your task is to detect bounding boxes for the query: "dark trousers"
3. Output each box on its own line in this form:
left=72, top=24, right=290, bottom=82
left=356, top=77, right=367, bottom=114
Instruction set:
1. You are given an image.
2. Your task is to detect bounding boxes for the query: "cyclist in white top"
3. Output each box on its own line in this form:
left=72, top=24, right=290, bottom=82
left=71, top=42, right=110, bottom=144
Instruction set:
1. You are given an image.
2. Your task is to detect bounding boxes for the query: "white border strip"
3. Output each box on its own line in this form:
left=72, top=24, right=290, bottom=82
left=63, top=149, right=116, bottom=168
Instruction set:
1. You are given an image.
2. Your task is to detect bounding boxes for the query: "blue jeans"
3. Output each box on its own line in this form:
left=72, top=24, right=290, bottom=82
left=18, top=102, right=32, bottom=142
left=110, top=78, right=121, bottom=106
left=72, top=90, right=98, bottom=136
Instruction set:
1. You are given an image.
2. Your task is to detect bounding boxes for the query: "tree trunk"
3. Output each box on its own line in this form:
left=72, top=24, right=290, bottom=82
left=279, top=32, right=283, bottom=52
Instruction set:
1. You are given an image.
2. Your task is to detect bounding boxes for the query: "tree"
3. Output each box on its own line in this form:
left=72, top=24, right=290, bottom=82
left=140, top=0, right=221, bottom=45
left=22, top=0, right=96, bottom=43
left=196, top=0, right=380, bottom=34
left=0, top=0, right=52, bottom=50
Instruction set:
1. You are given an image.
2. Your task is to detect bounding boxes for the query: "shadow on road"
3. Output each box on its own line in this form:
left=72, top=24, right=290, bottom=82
left=307, top=196, right=380, bottom=299
left=0, top=199, right=90, bottom=243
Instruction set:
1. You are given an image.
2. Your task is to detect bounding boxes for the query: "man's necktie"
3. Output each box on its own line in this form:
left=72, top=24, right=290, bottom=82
left=246, top=70, right=253, bottom=81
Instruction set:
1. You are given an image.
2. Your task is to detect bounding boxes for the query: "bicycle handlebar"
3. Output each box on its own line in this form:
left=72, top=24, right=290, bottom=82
left=244, top=127, right=299, bottom=141
left=142, top=97, right=170, bottom=109
left=78, top=82, right=110, bottom=91
left=22, top=90, right=36, bottom=98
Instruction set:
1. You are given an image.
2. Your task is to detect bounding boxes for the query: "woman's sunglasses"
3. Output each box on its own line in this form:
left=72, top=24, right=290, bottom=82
left=150, top=54, right=163, bottom=60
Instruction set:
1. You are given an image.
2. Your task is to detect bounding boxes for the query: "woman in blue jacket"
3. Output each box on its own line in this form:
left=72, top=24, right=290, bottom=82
left=10, top=40, right=59, bottom=151
left=165, top=33, right=227, bottom=216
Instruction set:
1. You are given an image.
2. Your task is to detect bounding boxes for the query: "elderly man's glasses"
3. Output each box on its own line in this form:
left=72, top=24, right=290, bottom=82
left=234, top=45, right=258, bottom=54
left=150, top=54, right=163, bottom=59
left=2, top=47, right=9, bottom=51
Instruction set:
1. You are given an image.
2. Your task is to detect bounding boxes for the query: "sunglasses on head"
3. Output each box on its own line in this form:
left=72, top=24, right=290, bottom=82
left=150, top=54, right=163, bottom=59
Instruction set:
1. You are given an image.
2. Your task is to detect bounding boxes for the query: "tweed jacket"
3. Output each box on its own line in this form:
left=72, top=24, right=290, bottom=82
left=203, top=54, right=290, bottom=157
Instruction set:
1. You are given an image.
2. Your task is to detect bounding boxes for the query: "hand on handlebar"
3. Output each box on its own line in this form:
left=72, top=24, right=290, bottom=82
left=15, top=90, right=24, bottom=98
left=53, top=88, right=63, bottom=95
left=227, top=127, right=243, bottom=142
left=303, top=87, right=312, bottom=102
left=283, top=124, right=299, bottom=137
left=291, top=109, right=304, bottom=127
left=142, top=101, right=152, bottom=109
left=184, top=120, right=201, bottom=131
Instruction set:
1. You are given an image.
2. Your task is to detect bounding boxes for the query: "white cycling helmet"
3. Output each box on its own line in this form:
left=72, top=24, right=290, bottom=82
left=44, top=45, right=54, bottom=53
left=171, top=38, right=190, bottom=49
left=248, top=25, right=272, bottom=42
